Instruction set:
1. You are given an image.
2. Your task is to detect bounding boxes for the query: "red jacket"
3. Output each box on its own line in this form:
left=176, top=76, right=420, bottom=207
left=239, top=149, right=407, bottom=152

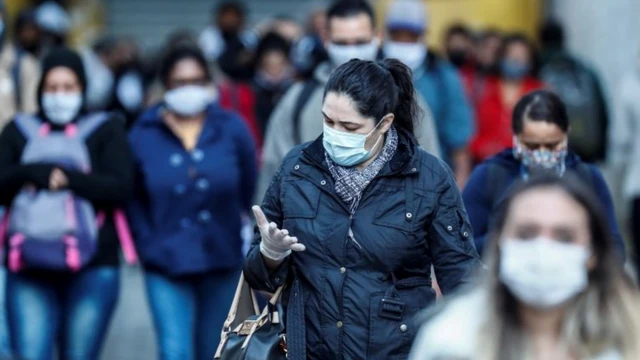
left=470, top=76, right=545, bottom=162
left=219, top=81, right=263, bottom=150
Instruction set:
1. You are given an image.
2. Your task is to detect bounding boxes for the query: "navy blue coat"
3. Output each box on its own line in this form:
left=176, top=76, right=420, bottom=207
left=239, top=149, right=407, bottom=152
left=128, top=104, right=257, bottom=276
left=244, top=130, right=481, bottom=360
left=462, top=149, right=624, bottom=258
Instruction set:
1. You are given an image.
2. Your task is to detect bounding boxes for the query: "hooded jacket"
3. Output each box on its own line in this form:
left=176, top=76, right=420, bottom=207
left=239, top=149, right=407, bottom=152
left=255, top=61, right=442, bottom=204
left=0, top=47, right=134, bottom=268
left=462, top=149, right=624, bottom=258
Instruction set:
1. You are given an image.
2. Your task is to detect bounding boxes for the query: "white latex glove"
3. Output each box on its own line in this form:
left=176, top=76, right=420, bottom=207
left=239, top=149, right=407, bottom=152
left=252, top=205, right=306, bottom=261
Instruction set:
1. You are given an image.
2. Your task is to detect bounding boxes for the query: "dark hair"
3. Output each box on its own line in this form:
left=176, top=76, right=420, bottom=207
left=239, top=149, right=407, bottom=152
left=539, top=20, right=564, bottom=49
left=511, top=89, right=569, bottom=134
left=327, top=0, right=375, bottom=29
left=498, top=33, right=538, bottom=76
left=324, top=58, right=420, bottom=135
left=445, top=23, right=472, bottom=42
left=159, top=45, right=212, bottom=87
left=255, top=32, right=291, bottom=60
left=215, top=1, right=246, bottom=18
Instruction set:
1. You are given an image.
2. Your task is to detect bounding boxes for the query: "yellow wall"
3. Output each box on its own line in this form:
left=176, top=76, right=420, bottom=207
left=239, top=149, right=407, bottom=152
left=376, top=0, right=542, bottom=49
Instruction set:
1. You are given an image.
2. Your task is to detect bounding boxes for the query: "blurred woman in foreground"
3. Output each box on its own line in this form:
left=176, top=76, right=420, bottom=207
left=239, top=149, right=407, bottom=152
left=411, top=175, right=640, bottom=359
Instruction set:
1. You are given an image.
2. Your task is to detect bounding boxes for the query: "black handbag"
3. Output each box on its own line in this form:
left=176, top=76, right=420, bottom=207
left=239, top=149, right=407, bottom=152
left=214, top=272, right=287, bottom=360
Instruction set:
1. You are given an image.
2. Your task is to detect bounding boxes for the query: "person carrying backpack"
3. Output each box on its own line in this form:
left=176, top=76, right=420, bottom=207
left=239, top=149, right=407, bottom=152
left=462, top=90, right=624, bottom=258
left=0, top=47, right=135, bottom=360
left=538, top=21, right=609, bottom=164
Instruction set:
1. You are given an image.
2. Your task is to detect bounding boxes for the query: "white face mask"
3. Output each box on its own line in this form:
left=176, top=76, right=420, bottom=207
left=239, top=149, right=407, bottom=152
left=116, top=71, right=144, bottom=112
left=323, top=121, right=384, bottom=167
left=164, top=85, right=217, bottom=117
left=326, top=39, right=380, bottom=68
left=499, top=237, right=590, bottom=309
left=42, top=92, right=83, bottom=125
left=383, top=41, right=427, bottom=72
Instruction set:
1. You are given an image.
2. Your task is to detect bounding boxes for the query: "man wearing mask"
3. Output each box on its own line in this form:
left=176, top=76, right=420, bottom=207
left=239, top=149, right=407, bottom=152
left=199, top=1, right=255, bottom=81
left=383, top=0, right=474, bottom=187
left=256, top=0, right=440, bottom=203
left=34, top=1, right=71, bottom=57
left=0, top=1, right=40, bottom=130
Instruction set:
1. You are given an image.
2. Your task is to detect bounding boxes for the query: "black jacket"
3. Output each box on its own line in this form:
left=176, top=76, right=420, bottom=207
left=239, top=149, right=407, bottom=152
left=244, top=130, right=481, bottom=360
left=0, top=113, right=134, bottom=268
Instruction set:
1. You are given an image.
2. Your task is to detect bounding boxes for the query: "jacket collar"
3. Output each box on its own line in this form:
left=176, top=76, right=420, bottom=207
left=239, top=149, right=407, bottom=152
left=301, top=127, right=421, bottom=176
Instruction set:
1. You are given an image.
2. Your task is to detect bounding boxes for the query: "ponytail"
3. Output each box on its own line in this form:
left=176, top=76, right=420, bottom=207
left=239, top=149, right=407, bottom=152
left=324, top=58, right=421, bottom=137
left=378, top=58, right=421, bottom=136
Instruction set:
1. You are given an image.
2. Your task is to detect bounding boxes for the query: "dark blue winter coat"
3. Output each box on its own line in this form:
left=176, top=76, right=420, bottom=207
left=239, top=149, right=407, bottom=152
left=244, top=130, right=481, bottom=360
left=127, top=104, right=257, bottom=276
left=462, top=149, right=624, bottom=258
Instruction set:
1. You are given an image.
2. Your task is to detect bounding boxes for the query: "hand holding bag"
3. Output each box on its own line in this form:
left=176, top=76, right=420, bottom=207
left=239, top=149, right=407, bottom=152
left=214, top=272, right=287, bottom=360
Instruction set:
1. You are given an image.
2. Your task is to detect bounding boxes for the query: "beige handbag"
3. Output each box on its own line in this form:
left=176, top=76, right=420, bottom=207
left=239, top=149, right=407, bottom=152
left=214, top=272, right=287, bottom=359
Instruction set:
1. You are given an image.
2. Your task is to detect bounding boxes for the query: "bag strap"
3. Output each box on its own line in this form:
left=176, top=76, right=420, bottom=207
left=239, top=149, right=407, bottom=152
left=75, top=112, right=110, bottom=140
left=292, top=79, right=318, bottom=144
left=12, top=49, right=23, bottom=109
left=221, top=273, right=261, bottom=331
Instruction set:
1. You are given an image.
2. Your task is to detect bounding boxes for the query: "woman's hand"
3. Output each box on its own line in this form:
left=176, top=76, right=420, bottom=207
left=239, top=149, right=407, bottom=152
left=252, top=205, right=305, bottom=262
left=49, top=168, right=69, bottom=191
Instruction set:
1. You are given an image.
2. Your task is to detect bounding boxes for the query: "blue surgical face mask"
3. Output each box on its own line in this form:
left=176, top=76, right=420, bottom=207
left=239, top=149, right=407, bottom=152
left=323, top=121, right=384, bottom=167
left=501, top=59, right=530, bottom=81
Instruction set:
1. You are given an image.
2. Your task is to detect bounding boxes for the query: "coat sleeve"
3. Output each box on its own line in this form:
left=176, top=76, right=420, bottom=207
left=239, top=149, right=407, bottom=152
left=428, top=160, right=482, bottom=294
left=462, top=164, right=491, bottom=256
left=244, top=161, right=291, bottom=293
left=439, top=65, right=475, bottom=151
left=253, top=84, right=303, bottom=205
left=589, top=165, right=626, bottom=259
left=63, top=118, right=134, bottom=206
left=126, top=154, right=153, bottom=242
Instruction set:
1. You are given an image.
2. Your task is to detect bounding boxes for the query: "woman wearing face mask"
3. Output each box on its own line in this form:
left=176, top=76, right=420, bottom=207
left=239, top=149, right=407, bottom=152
left=0, top=47, right=133, bottom=360
left=470, top=34, right=545, bottom=163
left=127, top=45, right=257, bottom=360
left=411, top=175, right=640, bottom=360
left=244, top=58, right=480, bottom=360
left=462, top=90, right=624, bottom=258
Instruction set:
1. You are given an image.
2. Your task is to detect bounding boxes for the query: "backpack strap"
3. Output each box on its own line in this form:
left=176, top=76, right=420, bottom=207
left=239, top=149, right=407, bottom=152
left=74, top=112, right=110, bottom=141
left=12, top=49, right=24, bottom=109
left=13, top=114, right=46, bottom=140
left=292, top=79, right=318, bottom=144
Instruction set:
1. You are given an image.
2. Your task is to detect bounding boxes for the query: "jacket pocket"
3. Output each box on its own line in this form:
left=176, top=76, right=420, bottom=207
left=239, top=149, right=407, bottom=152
left=281, top=179, right=321, bottom=219
left=367, top=291, right=420, bottom=359
left=372, top=187, right=434, bottom=233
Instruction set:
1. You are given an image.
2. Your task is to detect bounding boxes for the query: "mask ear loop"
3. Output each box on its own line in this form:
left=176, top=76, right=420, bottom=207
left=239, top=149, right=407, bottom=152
left=365, top=116, right=391, bottom=152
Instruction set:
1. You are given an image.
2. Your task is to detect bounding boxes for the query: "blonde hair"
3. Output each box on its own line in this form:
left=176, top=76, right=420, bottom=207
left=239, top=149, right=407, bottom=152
left=476, top=179, right=640, bottom=359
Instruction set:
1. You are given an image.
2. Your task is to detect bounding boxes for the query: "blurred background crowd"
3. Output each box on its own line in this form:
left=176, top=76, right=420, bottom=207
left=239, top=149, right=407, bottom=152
left=0, top=0, right=638, bottom=359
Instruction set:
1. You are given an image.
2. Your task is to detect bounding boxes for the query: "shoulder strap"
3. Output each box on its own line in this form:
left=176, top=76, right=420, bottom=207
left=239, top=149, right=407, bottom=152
left=75, top=112, right=110, bottom=140
left=292, top=79, right=318, bottom=144
left=485, top=163, right=511, bottom=213
left=13, top=114, right=43, bottom=140
left=12, top=49, right=24, bottom=109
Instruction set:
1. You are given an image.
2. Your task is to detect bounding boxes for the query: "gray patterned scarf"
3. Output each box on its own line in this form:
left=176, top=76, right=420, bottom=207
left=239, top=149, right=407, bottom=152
left=325, top=126, right=398, bottom=213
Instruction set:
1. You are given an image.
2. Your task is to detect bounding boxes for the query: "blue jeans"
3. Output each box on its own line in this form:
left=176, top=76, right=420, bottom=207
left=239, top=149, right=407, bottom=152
left=6, top=267, right=120, bottom=360
left=144, top=269, right=240, bottom=360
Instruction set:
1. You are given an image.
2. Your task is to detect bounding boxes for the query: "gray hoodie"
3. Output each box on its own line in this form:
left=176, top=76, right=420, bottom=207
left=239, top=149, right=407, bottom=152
left=255, top=62, right=441, bottom=203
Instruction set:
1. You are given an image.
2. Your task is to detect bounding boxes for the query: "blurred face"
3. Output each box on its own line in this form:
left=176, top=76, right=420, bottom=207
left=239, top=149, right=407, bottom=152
left=476, top=35, right=502, bottom=67
left=322, top=91, right=393, bottom=150
left=328, top=13, right=375, bottom=46
left=447, top=33, right=472, bottom=54
left=272, top=20, right=302, bottom=43
left=167, top=58, right=209, bottom=90
left=517, top=118, right=567, bottom=152
left=258, top=50, right=292, bottom=80
left=43, top=67, right=82, bottom=94
left=310, top=11, right=328, bottom=41
left=388, top=29, right=422, bottom=44
left=18, top=23, right=41, bottom=52
left=217, top=10, right=243, bottom=34
left=500, top=187, right=592, bottom=252
left=504, top=41, right=532, bottom=68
